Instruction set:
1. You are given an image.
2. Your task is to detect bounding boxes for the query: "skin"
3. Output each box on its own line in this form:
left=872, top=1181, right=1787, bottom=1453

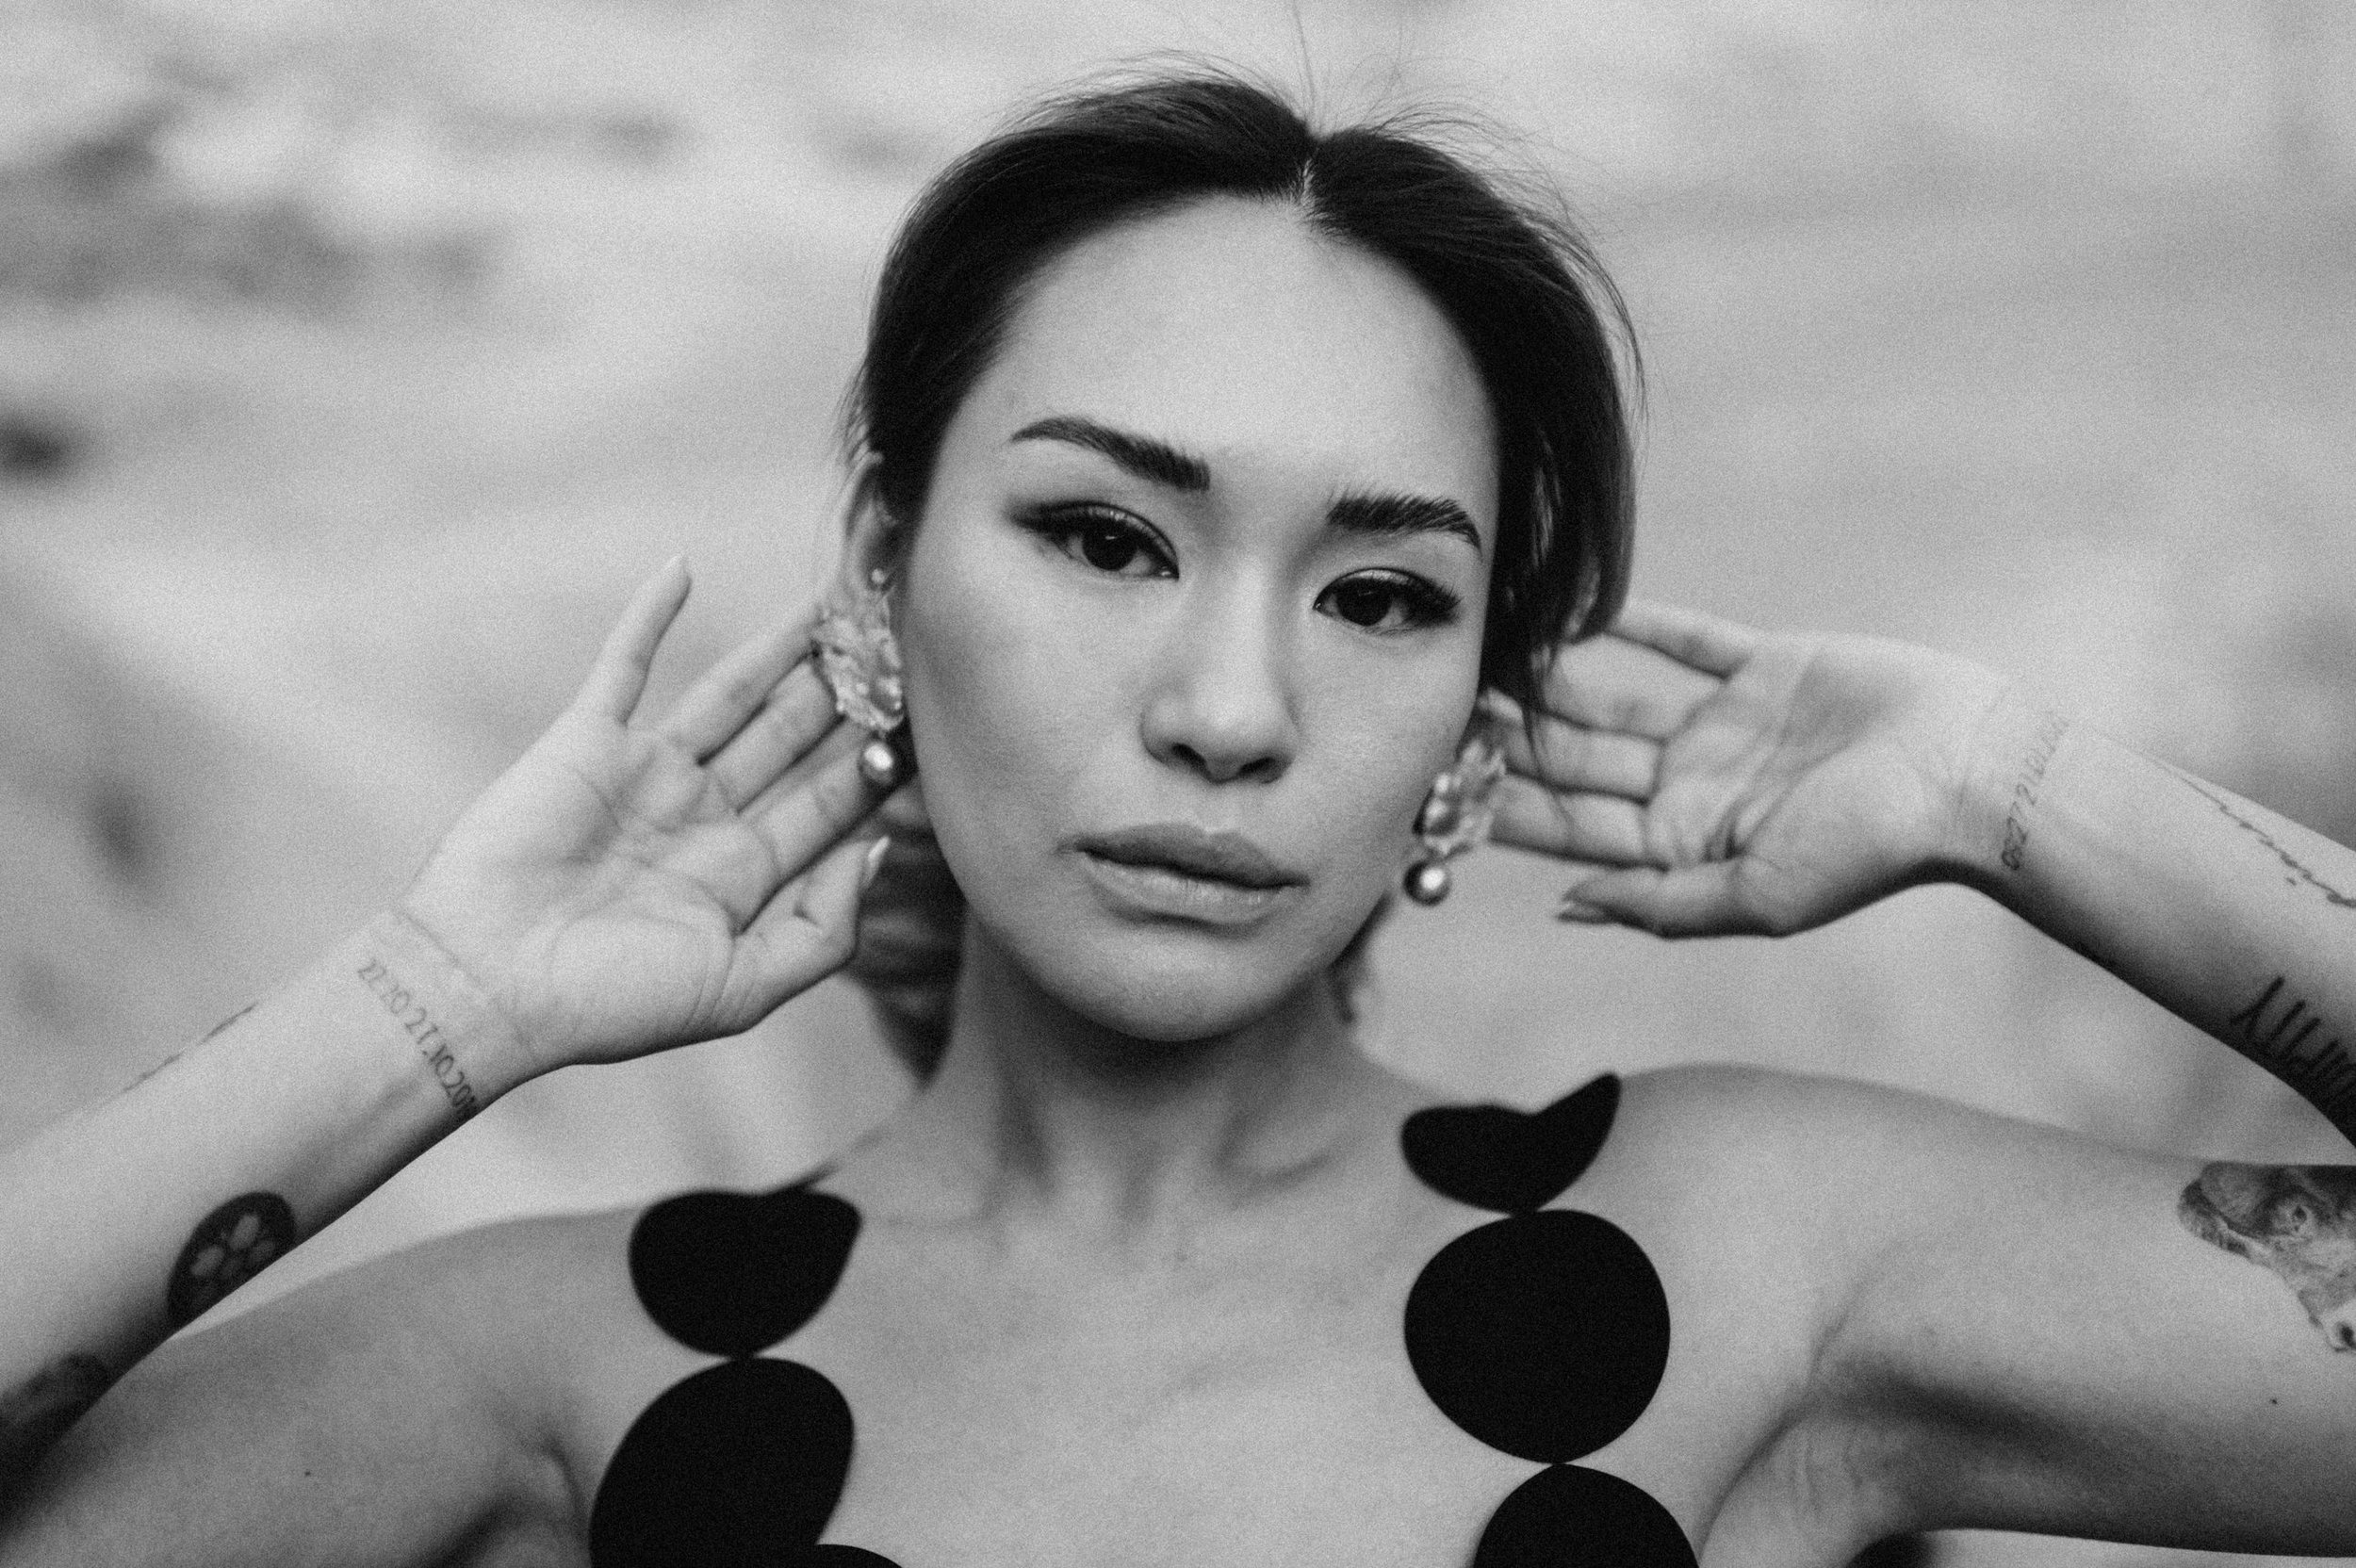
left=891, top=196, right=1496, bottom=1052
left=9, top=194, right=2356, bottom=1566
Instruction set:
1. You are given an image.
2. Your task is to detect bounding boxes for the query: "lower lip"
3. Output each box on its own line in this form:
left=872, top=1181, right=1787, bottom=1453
left=1077, top=852, right=1297, bottom=926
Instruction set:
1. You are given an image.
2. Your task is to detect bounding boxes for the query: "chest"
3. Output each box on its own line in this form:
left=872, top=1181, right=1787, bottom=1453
left=564, top=1180, right=1812, bottom=1568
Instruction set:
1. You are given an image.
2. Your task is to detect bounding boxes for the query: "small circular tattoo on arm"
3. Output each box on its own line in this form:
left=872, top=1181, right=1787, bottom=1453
left=167, top=1193, right=296, bottom=1327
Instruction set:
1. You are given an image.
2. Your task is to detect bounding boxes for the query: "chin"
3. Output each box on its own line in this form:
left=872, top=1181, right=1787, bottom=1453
left=1009, top=920, right=1339, bottom=1044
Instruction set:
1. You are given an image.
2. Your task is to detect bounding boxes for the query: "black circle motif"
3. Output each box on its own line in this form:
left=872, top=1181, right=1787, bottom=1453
left=630, top=1184, right=861, bottom=1359
left=167, top=1192, right=295, bottom=1327
left=1402, top=1074, right=1621, bottom=1214
left=1473, top=1464, right=1696, bottom=1568
left=1404, top=1209, right=1671, bottom=1463
left=589, top=1360, right=861, bottom=1568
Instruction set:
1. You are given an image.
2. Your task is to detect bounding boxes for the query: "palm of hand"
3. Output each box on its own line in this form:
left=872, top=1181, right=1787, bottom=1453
left=415, top=714, right=782, bottom=1069
left=1496, top=604, right=2004, bottom=939
left=396, top=566, right=883, bottom=1089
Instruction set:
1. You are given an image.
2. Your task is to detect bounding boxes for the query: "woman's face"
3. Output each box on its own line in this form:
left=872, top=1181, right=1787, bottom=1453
left=894, top=196, right=1498, bottom=1042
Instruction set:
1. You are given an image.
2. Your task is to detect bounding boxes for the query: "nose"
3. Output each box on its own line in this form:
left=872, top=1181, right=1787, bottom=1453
left=1138, top=583, right=1298, bottom=785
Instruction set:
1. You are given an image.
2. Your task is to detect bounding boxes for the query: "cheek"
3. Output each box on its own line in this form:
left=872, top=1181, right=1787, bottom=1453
left=894, top=531, right=1115, bottom=865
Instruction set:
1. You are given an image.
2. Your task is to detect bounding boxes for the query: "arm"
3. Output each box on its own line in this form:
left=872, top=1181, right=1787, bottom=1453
left=1955, top=694, right=2356, bottom=1140
left=1497, top=605, right=2356, bottom=1547
left=0, top=561, right=884, bottom=1512
left=0, top=1216, right=622, bottom=1568
left=1494, top=603, right=2356, bottom=1141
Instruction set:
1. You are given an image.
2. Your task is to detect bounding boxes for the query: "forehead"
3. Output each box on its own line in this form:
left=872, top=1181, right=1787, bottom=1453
left=961, top=197, right=1497, bottom=521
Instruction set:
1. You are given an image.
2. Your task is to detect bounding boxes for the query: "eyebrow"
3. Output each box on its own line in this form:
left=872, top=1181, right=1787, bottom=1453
left=1010, top=416, right=1210, bottom=493
left=1329, top=491, right=1484, bottom=555
left=1009, top=413, right=1481, bottom=554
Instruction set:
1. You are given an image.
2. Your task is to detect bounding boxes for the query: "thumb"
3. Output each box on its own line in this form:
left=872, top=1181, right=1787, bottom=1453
left=1560, top=861, right=1769, bottom=939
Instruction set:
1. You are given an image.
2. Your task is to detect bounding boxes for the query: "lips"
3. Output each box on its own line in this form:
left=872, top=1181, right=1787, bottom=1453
left=1072, top=824, right=1301, bottom=890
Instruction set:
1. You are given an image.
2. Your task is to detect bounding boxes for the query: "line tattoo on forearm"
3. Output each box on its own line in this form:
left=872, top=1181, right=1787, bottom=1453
left=356, top=954, right=481, bottom=1116
left=2177, top=775, right=2356, bottom=910
left=200, top=1000, right=257, bottom=1043
left=0, top=1353, right=113, bottom=1487
left=1999, top=711, right=2070, bottom=873
left=2227, top=975, right=2356, bottom=1126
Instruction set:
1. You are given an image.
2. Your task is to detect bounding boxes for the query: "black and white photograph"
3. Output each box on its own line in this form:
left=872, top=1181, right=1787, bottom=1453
left=2, top=4, right=2354, bottom=1565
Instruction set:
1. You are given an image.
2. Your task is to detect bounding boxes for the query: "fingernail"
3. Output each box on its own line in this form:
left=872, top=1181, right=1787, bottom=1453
left=861, top=836, right=892, bottom=890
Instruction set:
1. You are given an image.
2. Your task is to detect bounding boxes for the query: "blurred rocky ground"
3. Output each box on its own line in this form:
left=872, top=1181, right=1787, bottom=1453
left=2, top=5, right=2352, bottom=1563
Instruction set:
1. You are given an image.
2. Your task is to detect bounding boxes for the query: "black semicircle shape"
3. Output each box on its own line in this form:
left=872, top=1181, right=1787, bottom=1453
left=1402, top=1073, right=1621, bottom=1213
left=1472, top=1464, right=1696, bottom=1568
left=630, top=1183, right=860, bottom=1358
left=1404, top=1210, right=1670, bottom=1463
left=590, top=1359, right=855, bottom=1568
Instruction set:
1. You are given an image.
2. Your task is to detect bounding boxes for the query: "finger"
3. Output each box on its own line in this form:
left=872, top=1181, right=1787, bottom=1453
left=731, top=834, right=881, bottom=1013
left=870, top=776, right=935, bottom=837
left=705, top=663, right=843, bottom=810
left=1489, top=775, right=1652, bottom=864
left=1536, top=635, right=1720, bottom=741
left=1560, top=863, right=1770, bottom=939
left=659, top=603, right=824, bottom=760
left=1499, top=712, right=1660, bottom=800
left=1604, top=600, right=1764, bottom=678
left=574, top=558, right=692, bottom=724
left=1534, top=858, right=1628, bottom=923
left=744, top=729, right=888, bottom=874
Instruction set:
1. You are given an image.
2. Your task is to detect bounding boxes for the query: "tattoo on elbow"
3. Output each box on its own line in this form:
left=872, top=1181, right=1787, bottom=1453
left=0, top=1354, right=113, bottom=1486
left=2179, top=1162, right=2356, bottom=1352
left=167, top=1193, right=297, bottom=1328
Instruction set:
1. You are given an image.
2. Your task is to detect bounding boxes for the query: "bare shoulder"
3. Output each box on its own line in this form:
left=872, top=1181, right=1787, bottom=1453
left=1591, top=1064, right=2175, bottom=1313
left=1609, top=1061, right=2129, bottom=1194
left=3, top=1206, right=652, bottom=1565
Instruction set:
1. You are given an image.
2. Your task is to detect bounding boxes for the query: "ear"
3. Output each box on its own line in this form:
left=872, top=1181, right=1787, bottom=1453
left=833, top=455, right=908, bottom=597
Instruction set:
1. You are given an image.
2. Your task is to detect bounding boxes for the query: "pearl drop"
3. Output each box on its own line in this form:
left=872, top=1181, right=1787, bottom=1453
left=857, top=737, right=902, bottom=790
left=1403, top=858, right=1451, bottom=906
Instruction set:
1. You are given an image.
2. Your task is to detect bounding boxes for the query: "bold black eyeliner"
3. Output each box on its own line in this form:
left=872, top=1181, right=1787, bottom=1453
left=1319, top=570, right=1463, bottom=632
left=1010, top=502, right=1177, bottom=578
left=1011, top=500, right=1463, bottom=631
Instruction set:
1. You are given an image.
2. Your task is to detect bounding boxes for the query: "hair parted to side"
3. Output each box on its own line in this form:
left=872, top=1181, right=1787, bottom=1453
left=841, top=64, right=1640, bottom=1076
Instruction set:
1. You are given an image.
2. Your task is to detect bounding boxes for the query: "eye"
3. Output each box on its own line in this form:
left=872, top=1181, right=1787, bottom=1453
left=1017, top=504, right=1173, bottom=580
left=1318, top=571, right=1461, bottom=633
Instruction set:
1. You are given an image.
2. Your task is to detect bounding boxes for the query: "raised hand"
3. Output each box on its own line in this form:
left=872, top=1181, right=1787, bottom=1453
left=1491, top=602, right=2011, bottom=939
left=398, top=561, right=885, bottom=1092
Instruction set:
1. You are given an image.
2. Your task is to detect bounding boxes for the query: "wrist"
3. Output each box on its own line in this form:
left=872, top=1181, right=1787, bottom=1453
left=1937, top=681, right=2072, bottom=902
left=346, top=908, right=530, bottom=1111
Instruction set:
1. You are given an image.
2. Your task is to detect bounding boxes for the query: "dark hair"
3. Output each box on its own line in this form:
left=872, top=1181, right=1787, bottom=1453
left=847, top=67, right=1636, bottom=710
left=843, top=67, right=1638, bottom=1075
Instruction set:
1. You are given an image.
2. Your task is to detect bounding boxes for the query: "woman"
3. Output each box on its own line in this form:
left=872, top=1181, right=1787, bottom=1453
left=4, top=70, right=2354, bottom=1566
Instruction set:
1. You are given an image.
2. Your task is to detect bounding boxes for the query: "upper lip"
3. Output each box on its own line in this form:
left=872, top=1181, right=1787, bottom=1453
left=1074, top=824, right=1301, bottom=890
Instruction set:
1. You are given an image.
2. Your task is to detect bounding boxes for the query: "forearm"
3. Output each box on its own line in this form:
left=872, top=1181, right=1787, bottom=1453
left=1949, top=691, right=2356, bottom=1139
left=0, top=909, right=518, bottom=1494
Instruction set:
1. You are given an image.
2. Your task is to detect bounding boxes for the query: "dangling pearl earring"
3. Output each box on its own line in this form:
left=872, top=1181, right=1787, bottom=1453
left=812, top=566, right=910, bottom=790
left=1403, top=723, right=1507, bottom=906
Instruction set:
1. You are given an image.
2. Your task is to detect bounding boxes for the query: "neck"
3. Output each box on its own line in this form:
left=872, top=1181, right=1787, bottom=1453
left=881, top=924, right=1398, bottom=1237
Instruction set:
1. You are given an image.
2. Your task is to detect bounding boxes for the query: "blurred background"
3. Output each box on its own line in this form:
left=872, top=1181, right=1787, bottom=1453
left=2, top=2, right=2352, bottom=1562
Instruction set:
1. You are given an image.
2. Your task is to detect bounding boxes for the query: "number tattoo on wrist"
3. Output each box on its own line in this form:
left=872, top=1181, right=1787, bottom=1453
left=356, top=953, right=482, bottom=1117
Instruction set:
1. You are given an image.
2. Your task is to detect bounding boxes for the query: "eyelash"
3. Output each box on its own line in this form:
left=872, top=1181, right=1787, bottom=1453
left=1013, top=503, right=1464, bottom=633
